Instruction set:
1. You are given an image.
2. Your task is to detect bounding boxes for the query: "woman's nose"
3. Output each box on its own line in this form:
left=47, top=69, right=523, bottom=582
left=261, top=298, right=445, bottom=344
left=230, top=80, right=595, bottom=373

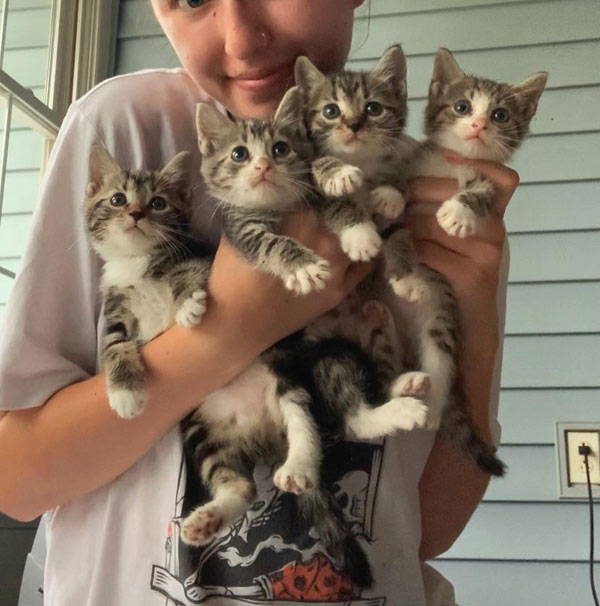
left=221, top=0, right=270, bottom=61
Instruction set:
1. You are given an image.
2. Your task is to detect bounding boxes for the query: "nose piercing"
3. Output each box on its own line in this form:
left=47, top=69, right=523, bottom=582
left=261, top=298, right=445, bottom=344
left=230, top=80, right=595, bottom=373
left=258, top=31, right=269, bottom=48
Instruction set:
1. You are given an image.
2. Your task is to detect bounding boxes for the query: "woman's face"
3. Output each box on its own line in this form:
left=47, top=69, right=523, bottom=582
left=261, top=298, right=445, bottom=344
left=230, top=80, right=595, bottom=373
left=151, top=0, right=363, bottom=118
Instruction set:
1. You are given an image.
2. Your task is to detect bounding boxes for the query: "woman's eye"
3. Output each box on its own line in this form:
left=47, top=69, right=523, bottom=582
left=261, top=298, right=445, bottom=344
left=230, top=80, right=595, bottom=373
left=110, top=193, right=127, bottom=207
left=231, top=146, right=249, bottom=162
left=149, top=197, right=168, bottom=211
left=365, top=101, right=383, bottom=116
left=272, top=141, right=290, bottom=158
left=323, top=104, right=341, bottom=120
left=491, top=107, right=509, bottom=123
left=175, top=0, right=206, bottom=9
left=454, top=100, right=472, bottom=115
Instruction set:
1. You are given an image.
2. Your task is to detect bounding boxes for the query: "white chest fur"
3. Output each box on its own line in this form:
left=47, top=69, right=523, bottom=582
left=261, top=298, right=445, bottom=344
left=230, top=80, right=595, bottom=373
left=200, top=361, right=280, bottom=431
left=414, top=149, right=477, bottom=187
left=101, top=257, right=176, bottom=342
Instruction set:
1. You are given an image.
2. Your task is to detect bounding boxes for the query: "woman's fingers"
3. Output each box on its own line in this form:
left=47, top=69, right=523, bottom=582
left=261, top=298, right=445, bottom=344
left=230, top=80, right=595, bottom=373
left=407, top=177, right=457, bottom=205
left=404, top=213, right=505, bottom=262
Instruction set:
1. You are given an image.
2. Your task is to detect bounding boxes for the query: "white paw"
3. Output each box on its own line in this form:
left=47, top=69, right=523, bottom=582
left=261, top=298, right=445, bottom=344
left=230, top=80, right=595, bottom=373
left=436, top=197, right=480, bottom=238
left=340, top=223, right=382, bottom=262
left=176, top=289, right=207, bottom=327
left=390, top=372, right=431, bottom=398
left=284, top=260, right=331, bottom=295
left=181, top=505, right=224, bottom=546
left=274, top=463, right=317, bottom=495
left=323, top=164, right=364, bottom=197
left=389, top=274, right=431, bottom=303
left=370, top=185, right=406, bottom=220
left=388, top=396, right=429, bottom=431
left=108, top=387, right=147, bottom=419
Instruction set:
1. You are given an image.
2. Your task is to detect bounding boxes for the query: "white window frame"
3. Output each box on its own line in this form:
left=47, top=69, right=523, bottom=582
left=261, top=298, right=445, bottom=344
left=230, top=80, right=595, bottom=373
left=0, top=0, right=118, bottom=279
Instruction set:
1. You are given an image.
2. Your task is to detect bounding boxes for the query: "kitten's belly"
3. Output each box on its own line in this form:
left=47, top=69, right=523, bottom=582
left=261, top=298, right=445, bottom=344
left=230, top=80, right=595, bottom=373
left=128, top=281, right=176, bottom=342
left=200, top=360, right=280, bottom=435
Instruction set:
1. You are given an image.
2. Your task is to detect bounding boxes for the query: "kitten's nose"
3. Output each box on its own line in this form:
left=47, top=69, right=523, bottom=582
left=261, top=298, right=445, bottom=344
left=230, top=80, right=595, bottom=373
left=347, top=122, right=362, bottom=133
left=255, top=157, right=271, bottom=174
left=472, top=117, right=488, bottom=135
left=129, top=210, right=145, bottom=222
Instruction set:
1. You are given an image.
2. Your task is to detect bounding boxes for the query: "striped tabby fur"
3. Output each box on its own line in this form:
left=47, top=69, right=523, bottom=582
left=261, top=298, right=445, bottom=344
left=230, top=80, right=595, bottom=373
left=85, top=144, right=212, bottom=419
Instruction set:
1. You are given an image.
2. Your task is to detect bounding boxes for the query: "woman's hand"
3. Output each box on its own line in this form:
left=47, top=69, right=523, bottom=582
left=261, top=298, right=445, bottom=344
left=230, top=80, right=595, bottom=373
left=206, top=209, right=374, bottom=352
left=406, top=158, right=518, bottom=358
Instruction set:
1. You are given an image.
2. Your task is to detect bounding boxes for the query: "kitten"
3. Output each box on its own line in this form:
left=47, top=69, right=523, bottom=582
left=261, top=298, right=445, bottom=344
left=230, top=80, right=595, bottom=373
left=181, top=298, right=427, bottom=587
left=85, top=145, right=212, bottom=418
left=414, top=47, right=548, bottom=237
left=294, top=47, right=507, bottom=475
left=195, top=87, right=383, bottom=296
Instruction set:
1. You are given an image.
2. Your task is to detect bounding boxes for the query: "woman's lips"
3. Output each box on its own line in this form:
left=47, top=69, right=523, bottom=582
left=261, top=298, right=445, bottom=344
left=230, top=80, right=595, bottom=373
left=231, top=62, right=294, bottom=93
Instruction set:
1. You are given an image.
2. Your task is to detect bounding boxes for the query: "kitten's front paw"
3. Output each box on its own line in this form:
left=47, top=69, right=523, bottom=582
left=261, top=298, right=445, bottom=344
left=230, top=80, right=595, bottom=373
left=181, top=505, right=224, bottom=546
left=389, top=274, right=431, bottom=303
left=274, top=463, right=317, bottom=495
left=436, top=197, right=480, bottom=238
left=340, top=223, right=382, bottom=262
left=370, top=185, right=406, bottom=219
left=390, top=372, right=431, bottom=398
left=388, top=396, right=429, bottom=431
left=285, top=259, right=331, bottom=295
left=108, top=386, right=147, bottom=419
left=323, top=164, right=364, bottom=197
left=176, top=289, right=207, bottom=327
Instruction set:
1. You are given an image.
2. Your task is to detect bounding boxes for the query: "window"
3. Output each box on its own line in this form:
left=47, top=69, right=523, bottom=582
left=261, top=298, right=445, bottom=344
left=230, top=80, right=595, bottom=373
left=0, top=0, right=118, bottom=322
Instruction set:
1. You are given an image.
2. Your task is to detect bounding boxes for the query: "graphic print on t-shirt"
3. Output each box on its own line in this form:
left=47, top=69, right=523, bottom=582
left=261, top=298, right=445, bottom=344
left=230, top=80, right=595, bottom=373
left=150, top=440, right=387, bottom=604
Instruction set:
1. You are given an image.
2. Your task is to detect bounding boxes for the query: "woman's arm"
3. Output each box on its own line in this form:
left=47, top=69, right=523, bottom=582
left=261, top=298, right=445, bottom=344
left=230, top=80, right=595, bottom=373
left=406, top=161, right=518, bottom=560
left=0, top=212, right=373, bottom=522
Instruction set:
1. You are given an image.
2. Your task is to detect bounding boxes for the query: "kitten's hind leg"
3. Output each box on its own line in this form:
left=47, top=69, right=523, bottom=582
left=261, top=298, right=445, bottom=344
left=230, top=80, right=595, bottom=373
left=346, top=394, right=429, bottom=439
left=273, top=386, right=321, bottom=495
left=181, top=451, right=257, bottom=547
left=383, top=227, right=432, bottom=303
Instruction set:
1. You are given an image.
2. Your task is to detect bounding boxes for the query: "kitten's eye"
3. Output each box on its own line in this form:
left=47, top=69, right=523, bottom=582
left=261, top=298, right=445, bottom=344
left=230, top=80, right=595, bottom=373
left=149, top=196, right=167, bottom=211
left=365, top=101, right=383, bottom=117
left=272, top=141, right=290, bottom=158
left=323, top=104, right=341, bottom=120
left=491, top=108, right=509, bottom=123
left=110, top=193, right=127, bottom=207
left=454, top=100, right=472, bottom=115
left=231, top=146, right=249, bottom=162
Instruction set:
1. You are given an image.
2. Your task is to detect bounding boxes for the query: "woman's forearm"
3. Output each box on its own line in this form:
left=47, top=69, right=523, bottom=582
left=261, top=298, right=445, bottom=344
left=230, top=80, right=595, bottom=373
left=418, top=345, right=497, bottom=561
left=0, top=301, right=267, bottom=522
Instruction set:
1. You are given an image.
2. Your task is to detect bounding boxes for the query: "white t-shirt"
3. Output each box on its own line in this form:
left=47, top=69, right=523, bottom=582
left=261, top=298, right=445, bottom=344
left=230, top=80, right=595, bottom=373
left=0, top=68, right=504, bottom=606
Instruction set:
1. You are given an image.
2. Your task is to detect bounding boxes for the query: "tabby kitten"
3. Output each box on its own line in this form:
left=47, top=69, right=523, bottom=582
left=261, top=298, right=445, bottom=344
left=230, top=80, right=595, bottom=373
left=195, top=87, right=382, bottom=296
left=85, top=145, right=212, bottom=419
left=414, top=47, right=548, bottom=237
left=294, top=46, right=506, bottom=475
left=181, top=298, right=428, bottom=587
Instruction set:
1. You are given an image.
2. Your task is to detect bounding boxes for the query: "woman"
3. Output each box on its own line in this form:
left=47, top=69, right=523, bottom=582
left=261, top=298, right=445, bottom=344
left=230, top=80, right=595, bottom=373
left=0, top=1, right=517, bottom=603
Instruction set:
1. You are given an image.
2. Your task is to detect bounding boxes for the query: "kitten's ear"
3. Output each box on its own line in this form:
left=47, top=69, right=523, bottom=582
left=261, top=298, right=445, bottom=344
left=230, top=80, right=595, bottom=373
left=294, top=56, right=327, bottom=91
left=196, top=102, right=237, bottom=156
left=88, top=143, right=120, bottom=195
left=511, top=72, right=548, bottom=121
left=430, top=48, right=465, bottom=98
left=274, top=86, right=303, bottom=128
left=158, top=151, right=193, bottom=200
left=371, top=45, right=407, bottom=98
